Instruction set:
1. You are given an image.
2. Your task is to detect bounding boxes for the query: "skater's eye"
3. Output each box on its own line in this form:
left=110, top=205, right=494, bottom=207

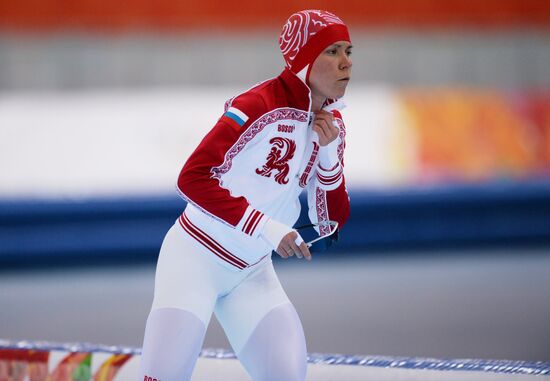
left=324, top=44, right=340, bottom=55
left=324, top=44, right=353, bottom=57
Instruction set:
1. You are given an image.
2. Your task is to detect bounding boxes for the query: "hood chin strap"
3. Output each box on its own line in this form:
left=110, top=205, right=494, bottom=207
left=295, top=65, right=309, bottom=83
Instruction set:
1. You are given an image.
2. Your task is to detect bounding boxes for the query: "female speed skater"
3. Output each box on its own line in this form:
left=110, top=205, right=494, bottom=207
left=139, top=9, right=352, bottom=381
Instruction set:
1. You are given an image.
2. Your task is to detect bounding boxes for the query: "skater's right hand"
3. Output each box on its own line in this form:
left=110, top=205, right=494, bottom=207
left=260, top=218, right=312, bottom=261
left=277, top=230, right=312, bottom=261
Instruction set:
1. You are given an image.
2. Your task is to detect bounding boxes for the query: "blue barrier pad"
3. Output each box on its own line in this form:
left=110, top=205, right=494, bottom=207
left=1, top=180, right=550, bottom=267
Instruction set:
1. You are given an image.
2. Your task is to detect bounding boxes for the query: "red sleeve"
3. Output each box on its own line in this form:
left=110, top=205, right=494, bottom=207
left=325, top=177, right=350, bottom=228
left=177, top=93, right=267, bottom=232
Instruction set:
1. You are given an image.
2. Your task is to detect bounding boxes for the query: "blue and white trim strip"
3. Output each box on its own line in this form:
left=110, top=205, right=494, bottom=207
left=306, top=353, right=550, bottom=376
left=224, top=107, right=249, bottom=127
left=1, top=340, right=549, bottom=376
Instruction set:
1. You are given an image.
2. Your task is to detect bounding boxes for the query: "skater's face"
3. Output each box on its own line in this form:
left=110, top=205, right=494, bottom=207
left=308, top=41, right=353, bottom=101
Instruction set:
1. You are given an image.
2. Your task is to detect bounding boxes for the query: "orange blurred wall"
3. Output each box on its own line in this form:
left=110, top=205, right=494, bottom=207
left=1, top=0, right=550, bottom=32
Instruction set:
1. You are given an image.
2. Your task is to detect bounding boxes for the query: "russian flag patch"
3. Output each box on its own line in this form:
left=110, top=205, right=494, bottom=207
left=224, top=107, right=249, bottom=127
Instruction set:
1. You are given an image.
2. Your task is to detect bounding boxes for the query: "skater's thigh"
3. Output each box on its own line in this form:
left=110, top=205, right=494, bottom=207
left=151, top=222, right=218, bottom=325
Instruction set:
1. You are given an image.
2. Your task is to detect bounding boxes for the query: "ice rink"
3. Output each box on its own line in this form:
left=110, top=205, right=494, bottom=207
left=2, top=247, right=549, bottom=363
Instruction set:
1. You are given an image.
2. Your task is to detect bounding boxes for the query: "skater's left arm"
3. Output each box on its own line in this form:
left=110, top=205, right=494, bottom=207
left=307, top=110, right=350, bottom=231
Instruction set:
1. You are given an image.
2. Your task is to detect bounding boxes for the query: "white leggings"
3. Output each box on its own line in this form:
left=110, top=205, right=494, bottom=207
left=139, top=222, right=307, bottom=381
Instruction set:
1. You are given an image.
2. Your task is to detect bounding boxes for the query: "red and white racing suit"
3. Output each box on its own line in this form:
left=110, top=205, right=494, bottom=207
left=176, top=67, right=350, bottom=270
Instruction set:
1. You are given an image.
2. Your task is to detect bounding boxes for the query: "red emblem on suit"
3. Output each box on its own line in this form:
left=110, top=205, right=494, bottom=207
left=256, top=137, right=296, bottom=184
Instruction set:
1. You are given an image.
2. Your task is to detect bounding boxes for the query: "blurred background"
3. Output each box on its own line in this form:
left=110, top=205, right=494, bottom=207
left=1, top=0, right=550, bottom=363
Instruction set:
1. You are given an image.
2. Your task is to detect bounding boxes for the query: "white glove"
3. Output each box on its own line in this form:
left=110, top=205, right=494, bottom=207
left=259, top=218, right=294, bottom=251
